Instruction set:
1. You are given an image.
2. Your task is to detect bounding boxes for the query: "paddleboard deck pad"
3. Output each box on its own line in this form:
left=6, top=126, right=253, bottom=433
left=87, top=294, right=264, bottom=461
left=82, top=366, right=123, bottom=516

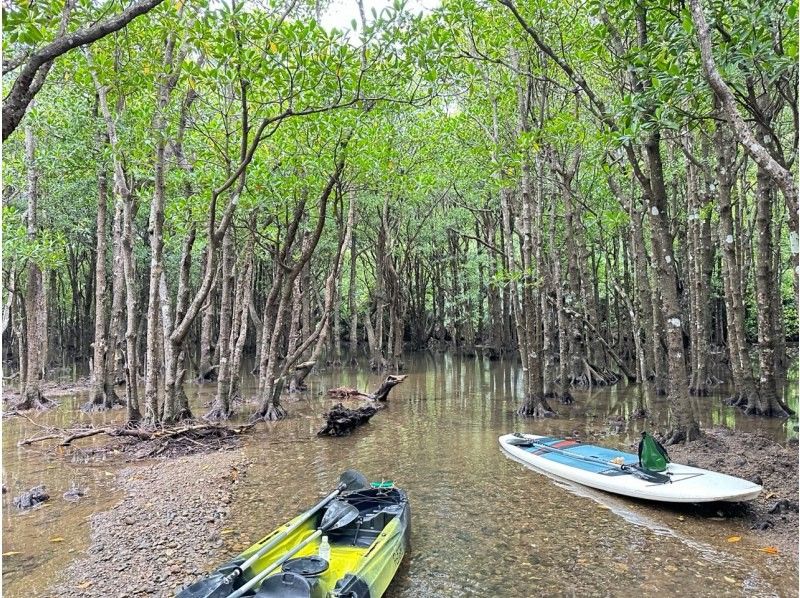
left=499, top=433, right=762, bottom=503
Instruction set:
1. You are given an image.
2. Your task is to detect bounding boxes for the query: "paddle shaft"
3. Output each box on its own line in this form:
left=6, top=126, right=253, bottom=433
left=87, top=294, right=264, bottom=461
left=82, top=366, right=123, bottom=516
left=228, top=528, right=323, bottom=598
left=518, top=438, right=670, bottom=483
left=225, top=484, right=343, bottom=585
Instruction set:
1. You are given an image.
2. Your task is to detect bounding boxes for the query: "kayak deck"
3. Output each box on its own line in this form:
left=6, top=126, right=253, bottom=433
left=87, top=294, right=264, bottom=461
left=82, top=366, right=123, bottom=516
left=240, top=519, right=368, bottom=591
left=204, top=486, right=410, bottom=597
left=500, top=433, right=762, bottom=503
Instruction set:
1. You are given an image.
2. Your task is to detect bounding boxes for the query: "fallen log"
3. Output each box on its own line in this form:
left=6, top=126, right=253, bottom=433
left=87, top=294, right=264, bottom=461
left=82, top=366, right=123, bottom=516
left=326, top=374, right=408, bottom=402
left=317, top=403, right=379, bottom=436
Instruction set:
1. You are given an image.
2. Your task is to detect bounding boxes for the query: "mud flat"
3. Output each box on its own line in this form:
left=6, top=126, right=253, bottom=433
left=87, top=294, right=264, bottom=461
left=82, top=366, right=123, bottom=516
left=667, top=427, right=798, bottom=559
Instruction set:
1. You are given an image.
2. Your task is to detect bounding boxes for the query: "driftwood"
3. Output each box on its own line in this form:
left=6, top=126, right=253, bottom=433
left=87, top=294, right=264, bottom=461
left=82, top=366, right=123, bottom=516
left=317, top=403, right=379, bottom=436
left=327, top=374, right=408, bottom=402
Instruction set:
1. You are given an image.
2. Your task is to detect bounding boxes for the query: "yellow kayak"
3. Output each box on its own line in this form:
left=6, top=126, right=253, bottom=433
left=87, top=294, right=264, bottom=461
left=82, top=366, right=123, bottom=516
left=178, top=472, right=409, bottom=598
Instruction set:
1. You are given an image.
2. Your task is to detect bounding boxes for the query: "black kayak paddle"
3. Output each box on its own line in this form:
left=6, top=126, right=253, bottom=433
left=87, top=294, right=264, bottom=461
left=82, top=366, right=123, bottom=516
left=177, top=470, right=367, bottom=598
left=227, top=500, right=360, bottom=598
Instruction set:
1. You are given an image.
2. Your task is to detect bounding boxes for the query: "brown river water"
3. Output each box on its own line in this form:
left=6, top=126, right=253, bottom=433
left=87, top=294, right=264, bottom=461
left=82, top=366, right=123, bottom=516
left=3, top=353, right=798, bottom=597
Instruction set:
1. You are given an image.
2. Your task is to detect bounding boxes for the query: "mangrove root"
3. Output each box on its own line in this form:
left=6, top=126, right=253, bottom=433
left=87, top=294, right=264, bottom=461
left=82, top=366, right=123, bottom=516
left=663, top=425, right=703, bottom=446
left=568, top=360, right=620, bottom=388
left=204, top=405, right=233, bottom=422
left=14, top=389, right=56, bottom=411
left=263, top=404, right=288, bottom=421
left=726, top=394, right=794, bottom=418
left=516, top=396, right=557, bottom=418
left=18, top=421, right=255, bottom=460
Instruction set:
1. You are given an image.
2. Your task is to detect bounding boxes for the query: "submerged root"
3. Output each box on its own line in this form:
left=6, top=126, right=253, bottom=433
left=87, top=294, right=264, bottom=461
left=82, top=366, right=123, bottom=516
left=369, top=357, right=389, bottom=372
left=81, top=388, right=125, bottom=412
left=264, top=403, right=288, bottom=421
left=727, top=394, right=793, bottom=418
left=204, top=405, right=232, bottom=421
left=14, top=387, right=56, bottom=411
left=568, top=360, right=619, bottom=389
left=516, top=396, right=558, bottom=418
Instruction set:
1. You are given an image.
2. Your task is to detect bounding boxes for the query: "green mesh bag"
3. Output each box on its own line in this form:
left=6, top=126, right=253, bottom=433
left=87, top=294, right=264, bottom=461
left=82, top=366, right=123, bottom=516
left=638, top=431, right=670, bottom=472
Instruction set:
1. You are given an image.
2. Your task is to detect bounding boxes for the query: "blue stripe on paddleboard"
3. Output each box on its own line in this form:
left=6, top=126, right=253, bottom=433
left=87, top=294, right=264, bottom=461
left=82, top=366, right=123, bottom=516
left=524, top=442, right=638, bottom=474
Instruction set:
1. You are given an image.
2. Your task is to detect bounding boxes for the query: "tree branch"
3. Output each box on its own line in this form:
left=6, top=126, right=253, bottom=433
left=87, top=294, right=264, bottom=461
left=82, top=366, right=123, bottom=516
left=3, top=0, right=166, bottom=141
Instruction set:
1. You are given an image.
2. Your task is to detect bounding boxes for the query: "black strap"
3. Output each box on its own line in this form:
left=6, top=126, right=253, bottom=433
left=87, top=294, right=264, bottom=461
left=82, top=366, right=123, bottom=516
left=637, top=436, right=645, bottom=467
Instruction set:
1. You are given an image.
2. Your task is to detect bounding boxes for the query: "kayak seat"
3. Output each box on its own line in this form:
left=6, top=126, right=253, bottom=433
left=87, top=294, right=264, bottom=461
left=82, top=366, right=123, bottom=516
left=329, top=505, right=401, bottom=548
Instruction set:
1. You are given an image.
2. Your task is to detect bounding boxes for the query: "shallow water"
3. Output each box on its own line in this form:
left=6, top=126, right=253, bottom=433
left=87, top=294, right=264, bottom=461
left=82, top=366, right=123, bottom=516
left=1, top=391, right=125, bottom=597
left=2, top=353, right=798, bottom=596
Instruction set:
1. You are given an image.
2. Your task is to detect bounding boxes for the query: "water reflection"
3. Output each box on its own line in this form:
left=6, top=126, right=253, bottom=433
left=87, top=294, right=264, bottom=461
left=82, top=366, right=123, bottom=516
left=2, top=353, right=797, bottom=597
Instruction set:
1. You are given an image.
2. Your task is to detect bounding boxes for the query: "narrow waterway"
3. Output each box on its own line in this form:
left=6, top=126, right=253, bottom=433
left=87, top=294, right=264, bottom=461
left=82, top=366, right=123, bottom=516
left=3, top=353, right=797, bottom=596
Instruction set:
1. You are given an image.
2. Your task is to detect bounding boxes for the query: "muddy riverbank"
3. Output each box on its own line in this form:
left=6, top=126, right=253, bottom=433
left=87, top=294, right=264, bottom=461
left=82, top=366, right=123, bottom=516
left=667, top=428, right=799, bottom=560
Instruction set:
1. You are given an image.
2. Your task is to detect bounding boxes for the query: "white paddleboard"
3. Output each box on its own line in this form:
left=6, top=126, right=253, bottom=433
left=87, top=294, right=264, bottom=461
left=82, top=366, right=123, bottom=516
left=499, top=433, right=762, bottom=503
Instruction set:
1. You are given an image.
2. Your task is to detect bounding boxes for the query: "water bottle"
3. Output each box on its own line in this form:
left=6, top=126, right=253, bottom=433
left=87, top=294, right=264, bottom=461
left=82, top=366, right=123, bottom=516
left=318, top=535, right=331, bottom=562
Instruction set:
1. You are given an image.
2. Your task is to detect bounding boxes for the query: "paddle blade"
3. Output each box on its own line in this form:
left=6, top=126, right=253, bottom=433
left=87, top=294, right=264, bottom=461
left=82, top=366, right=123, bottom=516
left=175, top=573, right=233, bottom=598
left=321, top=500, right=359, bottom=530
left=505, top=436, right=534, bottom=447
left=339, top=469, right=368, bottom=492
left=626, top=465, right=671, bottom=484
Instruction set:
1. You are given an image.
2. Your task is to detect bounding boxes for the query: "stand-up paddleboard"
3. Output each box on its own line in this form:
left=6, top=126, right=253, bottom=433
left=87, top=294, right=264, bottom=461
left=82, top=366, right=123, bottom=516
left=499, top=433, right=762, bottom=503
